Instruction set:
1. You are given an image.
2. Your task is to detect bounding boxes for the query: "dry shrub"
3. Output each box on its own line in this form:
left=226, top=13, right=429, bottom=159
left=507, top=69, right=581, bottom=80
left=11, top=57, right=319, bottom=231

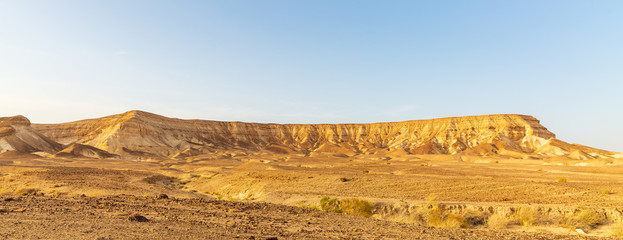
left=561, top=208, right=606, bottom=230
left=319, top=197, right=373, bottom=217
left=556, top=178, right=567, bottom=183
left=340, top=198, right=373, bottom=217
left=515, top=207, right=539, bottom=227
left=419, top=195, right=466, bottom=229
left=15, top=188, right=39, bottom=196
left=463, top=210, right=486, bottom=227
left=487, top=213, right=510, bottom=229
left=320, top=196, right=342, bottom=213
left=610, top=221, right=623, bottom=238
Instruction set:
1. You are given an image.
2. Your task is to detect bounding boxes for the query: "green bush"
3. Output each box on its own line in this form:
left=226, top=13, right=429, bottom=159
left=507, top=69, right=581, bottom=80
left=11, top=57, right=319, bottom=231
left=320, top=196, right=342, bottom=213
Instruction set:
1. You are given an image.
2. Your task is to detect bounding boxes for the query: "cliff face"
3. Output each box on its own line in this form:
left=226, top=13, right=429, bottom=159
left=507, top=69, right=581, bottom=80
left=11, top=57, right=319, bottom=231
left=30, top=110, right=617, bottom=159
left=0, top=115, right=63, bottom=154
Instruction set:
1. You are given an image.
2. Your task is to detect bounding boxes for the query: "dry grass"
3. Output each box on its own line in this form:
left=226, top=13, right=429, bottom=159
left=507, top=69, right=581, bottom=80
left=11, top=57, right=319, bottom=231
left=610, top=221, right=623, bottom=238
left=320, top=196, right=342, bottom=213
left=560, top=208, right=605, bottom=230
left=340, top=198, right=373, bottom=217
left=487, top=213, right=510, bottom=229
left=515, top=207, right=539, bottom=227
left=14, top=188, right=39, bottom=196
left=319, top=196, right=373, bottom=217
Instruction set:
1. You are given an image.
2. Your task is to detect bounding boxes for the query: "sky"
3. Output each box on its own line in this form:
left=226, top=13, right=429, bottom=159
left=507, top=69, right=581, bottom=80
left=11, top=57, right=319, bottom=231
left=0, top=1, right=622, bottom=152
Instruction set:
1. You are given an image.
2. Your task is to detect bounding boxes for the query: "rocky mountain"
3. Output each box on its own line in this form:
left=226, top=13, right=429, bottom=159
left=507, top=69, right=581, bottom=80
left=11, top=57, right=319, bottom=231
left=28, top=110, right=621, bottom=160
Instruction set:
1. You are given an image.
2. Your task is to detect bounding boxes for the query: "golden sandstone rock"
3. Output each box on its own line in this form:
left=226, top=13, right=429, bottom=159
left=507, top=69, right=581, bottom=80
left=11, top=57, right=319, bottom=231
left=13, top=110, right=616, bottom=160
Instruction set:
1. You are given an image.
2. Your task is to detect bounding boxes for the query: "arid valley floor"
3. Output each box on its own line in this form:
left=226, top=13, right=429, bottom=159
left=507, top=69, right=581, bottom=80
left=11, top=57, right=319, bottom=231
left=2, top=111, right=623, bottom=239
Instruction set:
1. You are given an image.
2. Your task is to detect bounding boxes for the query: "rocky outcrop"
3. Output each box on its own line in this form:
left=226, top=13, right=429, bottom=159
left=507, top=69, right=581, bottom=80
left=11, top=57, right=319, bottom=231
left=30, top=110, right=621, bottom=159
left=0, top=115, right=63, bottom=154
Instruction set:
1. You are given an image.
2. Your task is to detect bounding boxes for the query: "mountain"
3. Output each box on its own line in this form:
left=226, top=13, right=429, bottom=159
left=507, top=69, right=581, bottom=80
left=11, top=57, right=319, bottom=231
left=29, top=110, right=621, bottom=160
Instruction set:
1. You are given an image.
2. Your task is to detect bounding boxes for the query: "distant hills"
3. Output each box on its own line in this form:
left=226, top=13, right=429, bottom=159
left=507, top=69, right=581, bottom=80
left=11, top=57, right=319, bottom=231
left=1, top=110, right=620, bottom=160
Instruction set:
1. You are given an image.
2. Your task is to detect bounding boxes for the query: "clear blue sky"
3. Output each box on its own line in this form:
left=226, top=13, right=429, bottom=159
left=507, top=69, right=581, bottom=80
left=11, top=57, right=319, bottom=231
left=1, top=1, right=622, bottom=152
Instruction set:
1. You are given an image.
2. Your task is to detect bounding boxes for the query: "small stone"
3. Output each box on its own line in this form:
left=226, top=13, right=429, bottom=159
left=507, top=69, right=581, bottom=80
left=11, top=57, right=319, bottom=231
left=157, top=194, right=169, bottom=199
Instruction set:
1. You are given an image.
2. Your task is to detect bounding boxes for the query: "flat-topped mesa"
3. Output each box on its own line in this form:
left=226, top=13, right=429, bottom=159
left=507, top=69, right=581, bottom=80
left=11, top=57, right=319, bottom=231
left=31, top=110, right=585, bottom=159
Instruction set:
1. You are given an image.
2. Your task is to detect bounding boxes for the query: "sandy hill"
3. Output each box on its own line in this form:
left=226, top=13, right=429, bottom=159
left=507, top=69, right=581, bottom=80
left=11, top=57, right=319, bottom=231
left=28, top=110, right=621, bottom=160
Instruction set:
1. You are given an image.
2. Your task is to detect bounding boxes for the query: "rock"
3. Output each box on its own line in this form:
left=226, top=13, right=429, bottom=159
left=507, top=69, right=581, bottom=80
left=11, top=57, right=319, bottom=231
left=24, top=110, right=621, bottom=159
left=157, top=194, right=169, bottom=199
left=128, top=214, right=149, bottom=222
left=0, top=116, right=63, bottom=155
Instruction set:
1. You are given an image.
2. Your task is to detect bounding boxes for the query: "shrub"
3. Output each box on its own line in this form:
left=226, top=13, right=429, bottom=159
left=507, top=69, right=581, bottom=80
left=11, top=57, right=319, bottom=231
left=339, top=177, right=349, bottom=182
left=340, top=198, right=373, bottom=217
left=463, top=210, right=486, bottom=227
left=561, top=208, right=606, bottom=230
left=320, top=196, right=342, bottom=213
left=557, top=178, right=567, bottom=183
left=610, top=221, right=623, bottom=238
left=516, top=207, right=539, bottom=227
left=15, top=188, right=39, bottom=196
left=603, top=189, right=613, bottom=195
left=487, top=213, right=509, bottom=229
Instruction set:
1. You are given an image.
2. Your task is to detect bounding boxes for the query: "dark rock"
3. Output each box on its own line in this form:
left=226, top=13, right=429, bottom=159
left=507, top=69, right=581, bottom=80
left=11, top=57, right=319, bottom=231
left=128, top=214, right=149, bottom=222
left=157, top=194, right=169, bottom=199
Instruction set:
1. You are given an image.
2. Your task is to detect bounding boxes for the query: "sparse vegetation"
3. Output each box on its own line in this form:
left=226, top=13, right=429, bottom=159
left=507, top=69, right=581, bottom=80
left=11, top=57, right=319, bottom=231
left=15, top=188, right=39, bottom=196
left=340, top=198, right=373, bottom=217
left=610, top=221, right=623, bottom=238
left=419, top=195, right=467, bottom=229
left=320, top=196, right=342, bottom=213
left=319, top=196, right=373, bottom=217
left=560, top=208, right=605, bottom=230
left=556, top=178, right=567, bottom=182
left=487, top=213, right=509, bottom=229
left=362, top=170, right=369, bottom=174
left=602, top=189, right=613, bottom=195
left=515, top=207, right=539, bottom=227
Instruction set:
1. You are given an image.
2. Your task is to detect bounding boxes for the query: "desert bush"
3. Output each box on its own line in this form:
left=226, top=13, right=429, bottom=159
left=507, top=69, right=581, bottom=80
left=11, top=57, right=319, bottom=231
left=339, top=177, right=349, bottom=182
left=556, top=178, right=567, bottom=183
left=15, top=188, right=39, bottom=196
left=515, top=207, right=539, bottom=227
left=320, top=196, right=342, bottom=213
left=438, top=215, right=465, bottom=229
left=561, top=208, right=606, bottom=230
left=419, top=195, right=466, bottom=229
left=463, top=210, right=486, bottom=227
left=340, top=198, right=373, bottom=217
left=603, top=189, right=613, bottom=195
left=487, top=213, right=510, bottom=229
left=610, top=221, right=623, bottom=238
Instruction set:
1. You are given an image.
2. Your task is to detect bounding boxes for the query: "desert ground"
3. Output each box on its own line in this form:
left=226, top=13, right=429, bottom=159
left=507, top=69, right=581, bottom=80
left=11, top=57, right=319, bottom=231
left=2, top=152, right=623, bottom=239
left=2, top=111, right=623, bottom=239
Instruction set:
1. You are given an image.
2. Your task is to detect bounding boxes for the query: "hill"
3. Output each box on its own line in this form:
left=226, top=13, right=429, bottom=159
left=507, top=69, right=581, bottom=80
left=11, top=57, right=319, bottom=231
left=28, top=110, right=620, bottom=159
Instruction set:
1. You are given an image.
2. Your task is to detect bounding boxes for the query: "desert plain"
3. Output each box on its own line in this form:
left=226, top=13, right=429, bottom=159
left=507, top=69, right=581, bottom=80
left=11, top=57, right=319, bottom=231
left=2, top=111, right=623, bottom=239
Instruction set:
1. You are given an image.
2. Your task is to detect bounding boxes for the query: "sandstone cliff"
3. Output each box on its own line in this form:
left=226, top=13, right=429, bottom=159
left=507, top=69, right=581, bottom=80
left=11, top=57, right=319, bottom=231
left=0, top=115, right=63, bottom=154
left=30, top=110, right=620, bottom=159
